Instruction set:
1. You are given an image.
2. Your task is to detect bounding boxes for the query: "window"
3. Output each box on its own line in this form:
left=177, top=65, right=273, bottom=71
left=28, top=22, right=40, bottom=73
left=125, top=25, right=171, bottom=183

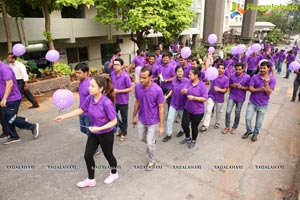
left=61, top=5, right=84, bottom=18
left=15, top=2, right=43, bottom=18
left=66, top=47, right=88, bottom=63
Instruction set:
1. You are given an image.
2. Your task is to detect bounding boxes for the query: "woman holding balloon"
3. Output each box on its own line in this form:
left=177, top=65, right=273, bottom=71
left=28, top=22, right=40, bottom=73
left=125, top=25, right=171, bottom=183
left=55, top=75, right=118, bottom=188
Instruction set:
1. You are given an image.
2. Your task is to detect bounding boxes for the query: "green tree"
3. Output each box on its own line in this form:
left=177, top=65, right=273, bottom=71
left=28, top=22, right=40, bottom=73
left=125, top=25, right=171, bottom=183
left=264, top=28, right=284, bottom=44
left=94, top=0, right=195, bottom=49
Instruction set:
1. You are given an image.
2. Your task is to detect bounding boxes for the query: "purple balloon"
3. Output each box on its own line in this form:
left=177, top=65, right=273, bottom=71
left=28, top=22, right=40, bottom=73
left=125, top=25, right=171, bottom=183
left=12, top=43, right=26, bottom=56
left=208, top=46, right=215, bottom=53
left=52, top=89, right=74, bottom=110
left=231, top=46, right=238, bottom=55
left=46, top=50, right=60, bottom=62
left=251, top=43, right=262, bottom=52
left=289, top=61, right=300, bottom=72
left=205, top=67, right=218, bottom=81
left=237, top=44, right=246, bottom=54
left=208, top=34, right=217, bottom=45
left=181, top=47, right=191, bottom=59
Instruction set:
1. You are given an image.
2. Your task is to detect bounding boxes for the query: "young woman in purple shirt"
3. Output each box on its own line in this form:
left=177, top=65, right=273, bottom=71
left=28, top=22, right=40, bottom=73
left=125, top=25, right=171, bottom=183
left=180, top=67, right=208, bottom=149
left=55, top=75, right=118, bottom=188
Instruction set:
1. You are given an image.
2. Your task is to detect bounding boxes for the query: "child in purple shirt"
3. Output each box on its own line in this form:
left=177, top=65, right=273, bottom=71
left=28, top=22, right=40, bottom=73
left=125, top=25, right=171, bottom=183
left=55, top=75, right=119, bottom=187
left=242, top=61, right=276, bottom=142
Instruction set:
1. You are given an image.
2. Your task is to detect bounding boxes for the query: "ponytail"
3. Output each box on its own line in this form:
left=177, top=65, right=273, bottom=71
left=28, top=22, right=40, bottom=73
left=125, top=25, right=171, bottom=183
left=93, top=74, right=116, bottom=103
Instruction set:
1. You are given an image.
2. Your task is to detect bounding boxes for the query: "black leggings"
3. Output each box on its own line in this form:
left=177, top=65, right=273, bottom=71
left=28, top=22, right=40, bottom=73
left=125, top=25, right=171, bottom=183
left=182, top=110, right=204, bottom=141
left=84, top=130, right=117, bottom=179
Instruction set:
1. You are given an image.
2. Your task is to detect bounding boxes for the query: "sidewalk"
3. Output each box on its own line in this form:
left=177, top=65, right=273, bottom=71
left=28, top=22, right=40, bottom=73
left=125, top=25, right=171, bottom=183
left=0, top=73, right=299, bottom=200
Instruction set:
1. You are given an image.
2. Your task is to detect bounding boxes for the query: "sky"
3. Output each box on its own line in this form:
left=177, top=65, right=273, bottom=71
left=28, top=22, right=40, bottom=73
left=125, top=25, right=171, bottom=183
left=258, top=0, right=289, bottom=5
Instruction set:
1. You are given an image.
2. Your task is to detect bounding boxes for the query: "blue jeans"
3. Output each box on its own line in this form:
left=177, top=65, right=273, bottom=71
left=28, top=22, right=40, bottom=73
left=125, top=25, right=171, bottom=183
left=79, top=114, right=91, bottom=135
left=277, top=62, right=283, bottom=74
left=286, top=63, right=291, bottom=78
left=225, top=98, right=244, bottom=129
left=165, top=106, right=183, bottom=136
left=0, top=99, right=35, bottom=139
left=245, top=102, right=268, bottom=135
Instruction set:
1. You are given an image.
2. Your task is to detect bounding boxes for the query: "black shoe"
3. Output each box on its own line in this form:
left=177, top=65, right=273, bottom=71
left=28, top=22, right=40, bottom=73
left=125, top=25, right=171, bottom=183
left=251, top=134, right=258, bottom=142
left=0, top=133, right=9, bottom=139
left=291, top=99, right=295, bottom=102
left=176, top=131, right=184, bottom=137
left=29, top=105, right=39, bottom=109
left=162, top=135, right=171, bottom=142
left=242, top=132, right=252, bottom=139
left=2, top=137, right=21, bottom=145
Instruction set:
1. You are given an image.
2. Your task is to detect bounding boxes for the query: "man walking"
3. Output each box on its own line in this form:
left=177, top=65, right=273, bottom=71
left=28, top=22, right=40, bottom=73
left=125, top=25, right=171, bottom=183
left=242, top=61, right=276, bottom=142
left=7, top=53, right=39, bottom=109
left=0, top=60, right=39, bottom=144
left=132, top=67, right=164, bottom=171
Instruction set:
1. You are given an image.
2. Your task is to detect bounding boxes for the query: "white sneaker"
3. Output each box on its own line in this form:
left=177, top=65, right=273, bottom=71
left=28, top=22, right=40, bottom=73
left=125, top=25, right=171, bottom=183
left=76, top=178, right=96, bottom=188
left=104, top=172, right=119, bottom=184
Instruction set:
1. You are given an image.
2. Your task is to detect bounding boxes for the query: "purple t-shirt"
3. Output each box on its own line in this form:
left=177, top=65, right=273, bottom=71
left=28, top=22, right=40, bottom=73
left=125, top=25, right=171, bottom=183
left=277, top=53, right=286, bottom=62
left=159, top=63, right=176, bottom=89
left=224, top=66, right=236, bottom=78
left=170, top=77, right=189, bottom=110
left=184, top=81, right=208, bottom=114
left=155, top=54, right=162, bottom=66
left=79, top=77, right=91, bottom=107
left=229, top=73, right=251, bottom=102
left=135, top=82, right=165, bottom=125
left=132, top=56, right=145, bottom=67
left=246, top=56, right=260, bottom=70
left=81, top=95, right=116, bottom=134
left=0, top=62, right=21, bottom=102
left=241, top=55, right=248, bottom=64
left=183, top=63, right=192, bottom=78
left=286, top=54, right=295, bottom=63
left=249, top=74, right=276, bottom=106
left=208, top=74, right=229, bottom=103
left=144, top=63, right=159, bottom=79
left=110, top=71, right=132, bottom=104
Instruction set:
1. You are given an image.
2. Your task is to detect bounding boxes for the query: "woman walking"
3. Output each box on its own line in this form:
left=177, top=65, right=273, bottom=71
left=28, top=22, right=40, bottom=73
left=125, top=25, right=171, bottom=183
left=55, top=75, right=118, bottom=188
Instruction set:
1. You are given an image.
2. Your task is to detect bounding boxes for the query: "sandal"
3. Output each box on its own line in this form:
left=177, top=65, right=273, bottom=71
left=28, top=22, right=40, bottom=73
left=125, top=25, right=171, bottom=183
left=200, top=125, right=207, bottom=132
left=222, top=128, right=229, bottom=134
left=145, top=162, right=155, bottom=171
left=230, top=128, right=237, bottom=135
left=119, top=135, right=127, bottom=142
left=214, top=123, right=220, bottom=129
left=116, top=129, right=121, bottom=137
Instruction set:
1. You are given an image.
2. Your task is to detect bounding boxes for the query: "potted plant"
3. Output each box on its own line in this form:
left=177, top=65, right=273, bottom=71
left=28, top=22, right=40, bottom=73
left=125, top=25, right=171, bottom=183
left=33, top=90, right=44, bottom=104
left=53, top=63, right=71, bottom=76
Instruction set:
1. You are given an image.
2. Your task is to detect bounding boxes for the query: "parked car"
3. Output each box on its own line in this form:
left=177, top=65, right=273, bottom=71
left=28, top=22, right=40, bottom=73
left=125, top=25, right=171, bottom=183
left=289, top=35, right=299, bottom=45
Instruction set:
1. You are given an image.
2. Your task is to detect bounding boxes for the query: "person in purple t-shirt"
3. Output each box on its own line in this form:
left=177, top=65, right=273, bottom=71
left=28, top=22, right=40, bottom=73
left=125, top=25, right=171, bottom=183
left=154, top=46, right=162, bottom=66
left=223, top=63, right=250, bottom=135
left=284, top=50, right=295, bottom=79
left=111, top=58, right=132, bottom=142
left=201, top=64, right=229, bottom=132
left=159, top=53, right=176, bottom=109
left=128, top=49, right=145, bottom=73
left=242, top=61, right=276, bottom=142
left=145, top=54, right=159, bottom=84
left=276, top=49, right=285, bottom=75
left=55, top=75, right=118, bottom=187
left=0, top=61, right=39, bottom=144
left=75, top=63, right=91, bottom=135
left=180, top=56, right=192, bottom=78
left=132, top=67, right=165, bottom=171
left=180, top=67, right=208, bottom=149
left=246, top=52, right=260, bottom=77
left=108, top=48, right=121, bottom=74
left=162, top=66, right=189, bottom=142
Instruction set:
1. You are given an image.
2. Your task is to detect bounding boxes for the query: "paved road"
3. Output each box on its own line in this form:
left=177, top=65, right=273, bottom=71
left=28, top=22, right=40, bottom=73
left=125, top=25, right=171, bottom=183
left=0, top=71, right=300, bottom=200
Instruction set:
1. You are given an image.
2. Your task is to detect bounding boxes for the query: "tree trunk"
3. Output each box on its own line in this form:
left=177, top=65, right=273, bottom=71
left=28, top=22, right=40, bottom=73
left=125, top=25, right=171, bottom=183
left=130, top=31, right=146, bottom=50
left=42, top=0, right=54, bottom=50
left=1, top=0, right=12, bottom=53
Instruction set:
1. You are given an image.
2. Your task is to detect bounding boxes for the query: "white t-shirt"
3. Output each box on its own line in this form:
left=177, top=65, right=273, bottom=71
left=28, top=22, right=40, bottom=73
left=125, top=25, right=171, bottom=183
left=9, top=60, right=29, bottom=81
